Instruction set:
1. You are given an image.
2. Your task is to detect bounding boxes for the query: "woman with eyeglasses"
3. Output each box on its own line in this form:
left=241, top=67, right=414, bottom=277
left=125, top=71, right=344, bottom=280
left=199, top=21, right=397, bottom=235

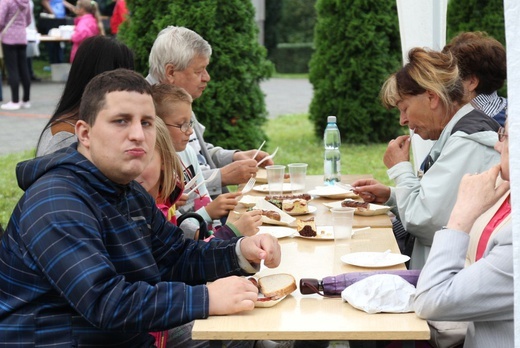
left=415, top=122, right=512, bottom=347
left=351, top=48, right=501, bottom=270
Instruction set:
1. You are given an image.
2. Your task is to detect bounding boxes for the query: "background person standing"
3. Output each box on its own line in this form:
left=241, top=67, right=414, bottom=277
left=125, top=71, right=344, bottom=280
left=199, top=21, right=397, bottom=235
left=0, top=0, right=32, bottom=110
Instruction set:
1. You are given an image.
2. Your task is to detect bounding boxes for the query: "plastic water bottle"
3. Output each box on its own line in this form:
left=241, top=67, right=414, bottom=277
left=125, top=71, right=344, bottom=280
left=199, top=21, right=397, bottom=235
left=323, top=116, right=341, bottom=185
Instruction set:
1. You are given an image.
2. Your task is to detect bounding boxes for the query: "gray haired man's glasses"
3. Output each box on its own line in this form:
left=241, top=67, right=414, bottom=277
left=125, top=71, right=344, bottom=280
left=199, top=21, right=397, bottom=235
left=164, top=120, right=194, bottom=134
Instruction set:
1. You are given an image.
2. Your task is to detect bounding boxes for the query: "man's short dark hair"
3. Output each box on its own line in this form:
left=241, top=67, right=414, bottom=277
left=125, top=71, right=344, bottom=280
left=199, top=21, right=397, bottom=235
left=79, top=69, right=153, bottom=125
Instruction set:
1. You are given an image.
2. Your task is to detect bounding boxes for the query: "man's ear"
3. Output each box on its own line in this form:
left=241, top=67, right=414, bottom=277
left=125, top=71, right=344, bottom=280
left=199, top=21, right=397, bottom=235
left=164, top=64, right=176, bottom=84
left=466, top=75, right=479, bottom=93
left=75, top=120, right=91, bottom=150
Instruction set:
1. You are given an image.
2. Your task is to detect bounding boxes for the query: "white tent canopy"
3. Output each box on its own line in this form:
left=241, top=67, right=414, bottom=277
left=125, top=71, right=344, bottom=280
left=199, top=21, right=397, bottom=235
left=397, top=1, right=518, bottom=345
left=504, top=2, right=519, bottom=346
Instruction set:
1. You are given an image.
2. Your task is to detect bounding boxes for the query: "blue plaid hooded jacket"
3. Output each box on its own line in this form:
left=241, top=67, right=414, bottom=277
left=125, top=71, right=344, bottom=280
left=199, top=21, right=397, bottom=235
left=0, top=147, right=250, bottom=347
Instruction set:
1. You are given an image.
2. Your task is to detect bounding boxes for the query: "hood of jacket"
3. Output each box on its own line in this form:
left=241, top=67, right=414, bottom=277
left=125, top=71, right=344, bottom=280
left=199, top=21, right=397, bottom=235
left=17, top=145, right=132, bottom=199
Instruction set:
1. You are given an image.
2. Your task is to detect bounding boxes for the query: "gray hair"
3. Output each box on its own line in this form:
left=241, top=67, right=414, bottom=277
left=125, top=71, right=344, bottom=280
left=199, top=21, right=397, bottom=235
left=148, top=26, right=212, bottom=82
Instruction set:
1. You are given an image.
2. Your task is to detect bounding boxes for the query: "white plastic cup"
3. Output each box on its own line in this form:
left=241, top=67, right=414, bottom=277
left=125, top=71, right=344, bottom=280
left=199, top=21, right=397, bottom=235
left=332, top=207, right=355, bottom=272
left=288, top=163, right=308, bottom=194
left=266, top=165, right=286, bottom=196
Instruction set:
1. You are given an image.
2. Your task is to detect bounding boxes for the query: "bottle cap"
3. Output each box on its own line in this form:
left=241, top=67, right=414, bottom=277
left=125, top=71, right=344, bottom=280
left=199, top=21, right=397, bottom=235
left=327, top=116, right=336, bottom=123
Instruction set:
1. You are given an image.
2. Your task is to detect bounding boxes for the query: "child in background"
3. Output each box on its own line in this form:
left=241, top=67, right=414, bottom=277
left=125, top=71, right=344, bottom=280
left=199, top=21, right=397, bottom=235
left=67, top=0, right=105, bottom=62
left=151, top=83, right=262, bottom=240
left=135, top=117, right=184, bottom=225
left=137, top=117, right=261, bottom=348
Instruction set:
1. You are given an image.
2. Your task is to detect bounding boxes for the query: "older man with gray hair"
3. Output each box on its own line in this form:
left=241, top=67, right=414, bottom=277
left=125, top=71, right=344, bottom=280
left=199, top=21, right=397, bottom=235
left=146, top=26, right=274, bottom=199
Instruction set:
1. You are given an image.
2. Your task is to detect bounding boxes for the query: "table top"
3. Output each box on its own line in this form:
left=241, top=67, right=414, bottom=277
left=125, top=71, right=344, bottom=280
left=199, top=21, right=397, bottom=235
left=192, top=227, right=429, bottom=340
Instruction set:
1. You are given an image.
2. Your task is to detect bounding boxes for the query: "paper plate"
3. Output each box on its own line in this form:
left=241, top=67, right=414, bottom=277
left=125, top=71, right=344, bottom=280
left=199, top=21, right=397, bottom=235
left=308, top=186, right=359, bottom=199
left=323, top=200, right=391, bottom=216
left=253, top=200, right=296, bottom=226
left=255, top=295, right=287, bottom=308
left=238, top=195, right=261, bottom=208
left=258, top=226, right=296, bottom=239
left=253, top=183, right=293, bottom=193
left=294, top=225, right=334, bottom=240
left=341, top=252, right=410, bottom=268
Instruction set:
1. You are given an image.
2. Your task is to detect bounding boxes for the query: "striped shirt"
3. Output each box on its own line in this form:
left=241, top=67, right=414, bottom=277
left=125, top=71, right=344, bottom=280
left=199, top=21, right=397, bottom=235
left=472, top=92, right=507, bottom=119
left=0, top=146, right=251, bottom=347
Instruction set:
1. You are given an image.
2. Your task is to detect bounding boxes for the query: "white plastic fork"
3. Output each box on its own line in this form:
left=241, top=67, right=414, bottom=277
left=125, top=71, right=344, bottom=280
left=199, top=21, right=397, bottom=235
left=256, top=147, right=279, bottom=167
left=252, top=140, right=266, bottom=160
left=240, top=177, right=256, bottom=195
left=184, top=172, right=202, bottom=192
left=185, top=170, right=219, bottom=196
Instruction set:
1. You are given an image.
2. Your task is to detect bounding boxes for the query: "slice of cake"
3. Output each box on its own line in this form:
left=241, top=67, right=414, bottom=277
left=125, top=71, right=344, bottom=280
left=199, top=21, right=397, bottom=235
left=296, top=217, right=317, bottom=237
left=282, top=198, right=309, bottom=214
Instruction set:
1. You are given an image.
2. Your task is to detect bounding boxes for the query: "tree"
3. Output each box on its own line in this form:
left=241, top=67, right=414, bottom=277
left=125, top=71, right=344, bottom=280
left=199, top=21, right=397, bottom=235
left=447, top=0, right=505, bottom=45
left=119, top=0, right=273, bottom=149
left=309, top=0, right=402, bottom=143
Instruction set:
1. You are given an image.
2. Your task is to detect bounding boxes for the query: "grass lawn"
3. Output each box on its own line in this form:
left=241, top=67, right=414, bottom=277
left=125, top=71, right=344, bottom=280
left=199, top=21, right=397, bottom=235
left=0, top=114, right=392, bottom=229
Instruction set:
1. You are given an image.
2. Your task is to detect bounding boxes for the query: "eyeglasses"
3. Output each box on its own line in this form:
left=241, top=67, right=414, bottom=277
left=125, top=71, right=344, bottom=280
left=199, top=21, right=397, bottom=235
left=497, top=127, right=508, bottom=142
left=164, top=120, right=194, bottom=134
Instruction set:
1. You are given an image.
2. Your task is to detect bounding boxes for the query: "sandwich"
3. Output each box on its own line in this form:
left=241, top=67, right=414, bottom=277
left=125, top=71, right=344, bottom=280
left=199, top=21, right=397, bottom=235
left=249, top=273, right=297, bottom=308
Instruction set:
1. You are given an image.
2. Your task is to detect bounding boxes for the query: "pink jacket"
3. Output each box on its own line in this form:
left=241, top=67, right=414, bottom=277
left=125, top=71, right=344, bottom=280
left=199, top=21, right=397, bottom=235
left=0, top=0, right=31, bottom=45
left=70, top=13, right=100, bottom=62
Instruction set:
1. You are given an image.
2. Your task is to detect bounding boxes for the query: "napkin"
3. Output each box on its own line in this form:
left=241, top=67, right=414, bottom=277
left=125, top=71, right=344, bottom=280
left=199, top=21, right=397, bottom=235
left=341, top=274, right=415, bottom=314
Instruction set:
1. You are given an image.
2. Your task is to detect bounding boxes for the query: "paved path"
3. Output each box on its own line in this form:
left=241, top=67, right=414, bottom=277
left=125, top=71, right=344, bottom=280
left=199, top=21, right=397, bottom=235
left=0, top=78, right=313, bottom=156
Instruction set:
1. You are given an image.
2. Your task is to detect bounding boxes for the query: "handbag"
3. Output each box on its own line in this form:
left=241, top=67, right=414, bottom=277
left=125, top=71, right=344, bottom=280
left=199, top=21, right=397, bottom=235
left=0, top=9, right=21, bottom=59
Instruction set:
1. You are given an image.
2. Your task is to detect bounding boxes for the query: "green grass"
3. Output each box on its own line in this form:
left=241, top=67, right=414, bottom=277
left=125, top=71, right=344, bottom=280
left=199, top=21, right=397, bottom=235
left=0, top=150, right=34, bottom=229
left=263, top=113, right=391, bottom=184
left=32, top=58, right=53, bottom=80
left=0, top=114, right=391, bottom=229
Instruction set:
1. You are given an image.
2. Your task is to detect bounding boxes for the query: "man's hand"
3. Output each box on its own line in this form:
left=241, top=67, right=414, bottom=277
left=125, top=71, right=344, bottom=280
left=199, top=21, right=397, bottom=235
left=231, top=210, right=263, bottom=236
left=234, top=150, right=274, bottom=168
left=351, top=178, right=391, bottom=204
left=207, top=276, right=259, bottom=315
left=447, top=165, right=510, bottom=233
left=220, top=160, right=258, bottom=186
left=205, top=192, right=241, bottom=219
left=383, top=135, right=411, bottom=169
left=240, top=233, right=281, bottom=268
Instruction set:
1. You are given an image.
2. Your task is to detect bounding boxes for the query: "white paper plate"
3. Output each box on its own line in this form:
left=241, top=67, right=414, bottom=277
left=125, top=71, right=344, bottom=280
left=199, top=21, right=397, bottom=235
left=308, top=186, right=359, bottom=199
left=258, top=226, right=296, bottom=239
left=238, top=195, right=261, bottom=208
left=295, top=225, right=334, bottom=240
left=253, top=183, right=293, bottom=193
left=285, top=205, right=318, bottom=216
left=341, top=252, right=410, bottom=268
left=323, top=200, right=391, bottom=216
left=255, top=295, right=287, bottom=308
left=253, top=200, right=296, bottom=226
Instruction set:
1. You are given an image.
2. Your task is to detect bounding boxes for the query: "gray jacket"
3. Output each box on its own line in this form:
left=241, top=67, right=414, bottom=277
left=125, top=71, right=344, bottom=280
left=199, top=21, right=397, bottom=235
left=414, top=225, right=513, bottom=348
left=386, top=104, right=500, bottom=269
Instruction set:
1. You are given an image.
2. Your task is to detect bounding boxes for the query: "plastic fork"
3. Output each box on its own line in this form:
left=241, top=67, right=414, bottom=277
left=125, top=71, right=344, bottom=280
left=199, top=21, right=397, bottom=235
left=184, top=172, right=202, bottom=192
left=185, top=170, right=219, bottom=196
left=252, top=140, right=266, bottom=160
left=256, top=147, right=279, bottom=167
left=240, top=177, right=256, bottom=194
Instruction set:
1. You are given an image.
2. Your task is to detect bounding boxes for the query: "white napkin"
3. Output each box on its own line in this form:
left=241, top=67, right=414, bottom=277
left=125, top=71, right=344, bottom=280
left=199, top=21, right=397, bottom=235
left=341, top=274, right=415, bottom=314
